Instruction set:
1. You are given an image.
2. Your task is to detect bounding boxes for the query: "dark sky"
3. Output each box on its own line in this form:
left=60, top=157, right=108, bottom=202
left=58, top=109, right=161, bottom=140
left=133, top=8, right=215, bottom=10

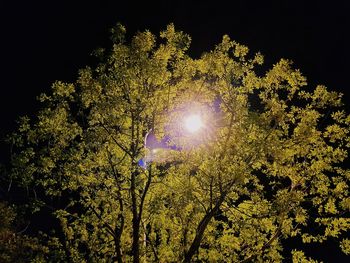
left=0, top=0, right=349, bottom=260
left=1, top=1, right=349, bottom=139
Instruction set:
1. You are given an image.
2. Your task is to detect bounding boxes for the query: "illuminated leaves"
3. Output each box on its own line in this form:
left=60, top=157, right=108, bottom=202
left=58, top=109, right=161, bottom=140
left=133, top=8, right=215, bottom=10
left=292, top=250, right=320, bottom=263
left=8, top=24, right=350, bottom=262
left=340, top=238, right=350, bottom=255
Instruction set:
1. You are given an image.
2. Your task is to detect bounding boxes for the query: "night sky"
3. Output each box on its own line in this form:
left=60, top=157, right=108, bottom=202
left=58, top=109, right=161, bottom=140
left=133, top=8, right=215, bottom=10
left=1, top=0, right=349, bottom=261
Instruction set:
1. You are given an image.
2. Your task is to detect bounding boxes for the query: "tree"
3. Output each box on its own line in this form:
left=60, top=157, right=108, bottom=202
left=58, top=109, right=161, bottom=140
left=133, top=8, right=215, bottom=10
left=0, top=201, right=46, bottom=262
left=8, top=24, right=350, bottom=262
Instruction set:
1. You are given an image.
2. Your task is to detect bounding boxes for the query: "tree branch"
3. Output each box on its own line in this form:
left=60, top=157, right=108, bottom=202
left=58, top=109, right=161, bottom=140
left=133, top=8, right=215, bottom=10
left=100, top=122, right=133, bottom=158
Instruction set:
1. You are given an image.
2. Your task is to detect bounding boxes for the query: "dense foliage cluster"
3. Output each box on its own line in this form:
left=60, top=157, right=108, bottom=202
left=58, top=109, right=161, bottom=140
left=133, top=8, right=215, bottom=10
left=0, top=202, right=46, bottom=262
left=4, top=24, right=350, bottom=262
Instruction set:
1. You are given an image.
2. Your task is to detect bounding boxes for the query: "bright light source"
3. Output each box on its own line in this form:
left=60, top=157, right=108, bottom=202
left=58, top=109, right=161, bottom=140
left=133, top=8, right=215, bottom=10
left=151, top=148, right=159, bottom=154
left=184, top=114, right=203, bottom=133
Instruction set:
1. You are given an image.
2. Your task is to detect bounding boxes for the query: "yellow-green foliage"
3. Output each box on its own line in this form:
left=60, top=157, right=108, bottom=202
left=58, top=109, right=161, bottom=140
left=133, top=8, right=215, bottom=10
left=9, top=24, right=350, bottom=262
left=0, top=202, right=47, bottom=262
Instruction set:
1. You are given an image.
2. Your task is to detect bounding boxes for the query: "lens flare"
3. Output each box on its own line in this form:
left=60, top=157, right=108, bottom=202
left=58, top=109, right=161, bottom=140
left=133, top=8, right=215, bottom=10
left=184, top=114, right=203, bottom=133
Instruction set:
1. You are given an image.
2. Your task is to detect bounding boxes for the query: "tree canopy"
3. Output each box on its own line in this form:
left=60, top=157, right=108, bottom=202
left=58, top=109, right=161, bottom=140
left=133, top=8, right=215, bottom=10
left=6, top=24, right=350, bottom=262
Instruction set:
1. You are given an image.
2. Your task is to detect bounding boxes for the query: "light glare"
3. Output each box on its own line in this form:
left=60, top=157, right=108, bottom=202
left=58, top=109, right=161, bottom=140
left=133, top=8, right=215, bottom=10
left=184, top=114, right=203, bottom=133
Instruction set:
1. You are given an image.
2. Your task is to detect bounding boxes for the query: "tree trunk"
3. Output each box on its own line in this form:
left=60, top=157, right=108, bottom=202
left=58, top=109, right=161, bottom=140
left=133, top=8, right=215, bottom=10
left=132, top=218, right=140, bottom=263
left=183, top=194, right=226, bottom=262
left=114, top=214, right=124, bottom=263
left=131, top=167, right=140, bottom=263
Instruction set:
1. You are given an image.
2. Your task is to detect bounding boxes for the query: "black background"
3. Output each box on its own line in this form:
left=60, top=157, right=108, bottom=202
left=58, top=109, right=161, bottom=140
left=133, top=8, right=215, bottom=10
left=0, top=0, right=349, bottom=261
